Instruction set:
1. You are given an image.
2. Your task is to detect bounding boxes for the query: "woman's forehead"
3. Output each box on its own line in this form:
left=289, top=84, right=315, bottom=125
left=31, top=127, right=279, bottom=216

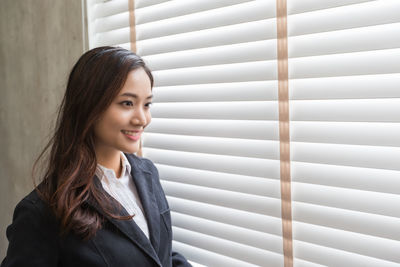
left=118, top=69, right=152, bottom=96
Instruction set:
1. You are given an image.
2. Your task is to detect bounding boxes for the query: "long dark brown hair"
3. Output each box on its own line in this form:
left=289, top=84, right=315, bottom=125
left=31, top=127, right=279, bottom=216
left=33, top=46, right=153, bottom=239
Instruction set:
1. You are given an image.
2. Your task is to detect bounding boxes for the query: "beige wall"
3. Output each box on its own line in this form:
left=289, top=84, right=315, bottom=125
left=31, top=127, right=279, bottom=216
left=0, top=0, right=84, bottom=258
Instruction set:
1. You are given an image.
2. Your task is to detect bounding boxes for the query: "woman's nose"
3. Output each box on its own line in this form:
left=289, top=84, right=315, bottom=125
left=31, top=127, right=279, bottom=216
left=130, top=108, right=147, bottom=125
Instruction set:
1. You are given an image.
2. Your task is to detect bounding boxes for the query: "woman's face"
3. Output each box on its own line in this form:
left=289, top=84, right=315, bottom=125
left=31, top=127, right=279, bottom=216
left=93, top=67, right=152, bottom=156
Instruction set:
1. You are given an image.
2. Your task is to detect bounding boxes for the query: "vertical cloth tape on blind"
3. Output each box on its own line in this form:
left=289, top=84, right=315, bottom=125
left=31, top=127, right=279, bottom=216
left=276, top=0, right=293, bottom=267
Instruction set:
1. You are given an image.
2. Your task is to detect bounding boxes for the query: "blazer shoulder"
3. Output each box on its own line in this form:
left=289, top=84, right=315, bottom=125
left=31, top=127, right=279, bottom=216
left=125, top=153, right=158, bottom=175
left=3, top=189, right=59, bottom=267
left=23, top=188, right=43, bottom=204
left=140, top=157, right=158, bottom=175
left=13, top=188, right=54, bottom=223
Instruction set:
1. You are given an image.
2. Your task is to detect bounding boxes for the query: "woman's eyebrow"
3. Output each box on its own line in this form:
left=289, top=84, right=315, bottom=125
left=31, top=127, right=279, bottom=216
left=120, top=92, right=153, bottom=99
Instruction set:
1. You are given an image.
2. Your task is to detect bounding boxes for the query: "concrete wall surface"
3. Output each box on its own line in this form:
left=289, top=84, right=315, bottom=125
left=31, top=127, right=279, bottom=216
left=0, top=0, right=84, bottom=258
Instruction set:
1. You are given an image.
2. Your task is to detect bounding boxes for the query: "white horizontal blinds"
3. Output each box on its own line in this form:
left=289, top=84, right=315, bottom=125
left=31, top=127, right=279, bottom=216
left=135, top=0, right=277, bottom=56
left=287, top=1, right=400, bottom=266
left=86, top=0, right=400, bottom=266
left=86, top=0, right=130, bottom=49
left=137, top=1, right=285, bottom=266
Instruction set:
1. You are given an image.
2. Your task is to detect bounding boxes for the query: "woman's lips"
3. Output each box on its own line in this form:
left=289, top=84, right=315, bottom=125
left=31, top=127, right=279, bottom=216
left=121, top=130, right=141, bottom=141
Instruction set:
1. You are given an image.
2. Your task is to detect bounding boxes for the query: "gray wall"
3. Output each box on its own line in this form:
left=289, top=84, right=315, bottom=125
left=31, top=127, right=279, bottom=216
left=0, top=0, right=84, bottom=258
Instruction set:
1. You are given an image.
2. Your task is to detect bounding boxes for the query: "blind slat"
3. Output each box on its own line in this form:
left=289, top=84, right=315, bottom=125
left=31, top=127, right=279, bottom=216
left=173, top=227, right=284, bottom=266
left=290, top=48, right=400, bottom=79
left=87, top=0, right=130, bottom=48
left=147, top=119, right=279, bottom=140
left=291, top=142, right=400, bottom=171
left=93, top=0, right=128, bottom=19
left=94, top=11, right=129, bottom=33
left=152, top=81, right=278, bottom=102
left=171, top=212, right=283, bottom=253
left=135, top=0, right=169, bottom=9
left=288, top=0, right=400, bottom=36
left=167, top=196, right=283, bottom=236
left=162, top=180, right=281, bottom=217
left=158, top=164, right=280, bottom=197
left=287, top=0, right=373, bottom=15
left=293, top=201, right=400, bottom=241
left=294, top=222, right=400, bottom=263
left=150, top=101, right=278, bottom=120
left=290, top=74, right=400, bottom=100
left=292, top=182, right=400, bottom=218
left=289, top=23, right=400, bottom=58
left=294, top=240, right=400, bottom=267
left=137, top=19, right=277, bottom=56
left=136, top=1, right=275, bottom=41
left=135, top=0, right=252, bottom=24
left=143, top=40, right=277, bottom=71
left=144, top=133, right=279, bottom=159
left=144, top=148, right=280, bottom=178
left=291, top=161, right=400, bottom=195
left=291, top=121, right=400, bottom=147
left=290, top=98, right=400, bottom=122
left=95, top=27, right=130, bottom=46
left=153, top=61, right=278, bottom=86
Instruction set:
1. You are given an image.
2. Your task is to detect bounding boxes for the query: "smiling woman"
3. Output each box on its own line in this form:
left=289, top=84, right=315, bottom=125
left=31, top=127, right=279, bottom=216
left=93, top=67, right=153, bottom=177
left=1, top=46, right=192, bottom=267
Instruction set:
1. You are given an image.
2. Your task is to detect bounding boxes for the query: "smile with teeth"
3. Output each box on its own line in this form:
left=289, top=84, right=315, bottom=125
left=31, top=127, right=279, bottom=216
left=121, top=130, right=140, bottom=136
left=121, top=130, right=141, bottom=141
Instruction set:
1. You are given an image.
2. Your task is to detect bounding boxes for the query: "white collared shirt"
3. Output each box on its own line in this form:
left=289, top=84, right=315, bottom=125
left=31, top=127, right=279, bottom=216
left=96, top=153, right=150, bottom=239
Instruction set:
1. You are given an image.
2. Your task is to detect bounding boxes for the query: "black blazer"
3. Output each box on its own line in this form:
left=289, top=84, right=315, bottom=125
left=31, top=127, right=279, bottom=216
left=1, top=154, right=192, bottom=267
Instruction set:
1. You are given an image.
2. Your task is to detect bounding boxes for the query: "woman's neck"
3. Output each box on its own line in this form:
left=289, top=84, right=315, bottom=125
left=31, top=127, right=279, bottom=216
left=96, top=149, right=123, bottom=178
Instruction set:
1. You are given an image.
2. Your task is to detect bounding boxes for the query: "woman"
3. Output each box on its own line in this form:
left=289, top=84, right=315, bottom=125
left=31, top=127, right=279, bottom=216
left=1, top=46, right=192, bottom=267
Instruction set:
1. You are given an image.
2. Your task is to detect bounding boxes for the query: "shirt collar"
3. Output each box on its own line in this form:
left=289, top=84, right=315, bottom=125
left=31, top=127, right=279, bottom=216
left=120, top=152, right=131, bottom=175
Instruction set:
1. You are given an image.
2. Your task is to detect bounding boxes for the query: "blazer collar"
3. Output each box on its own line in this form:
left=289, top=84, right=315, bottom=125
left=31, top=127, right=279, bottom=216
left=89, top=153, right=162, bottom=267
left=125, top=153, right=161, bottom=254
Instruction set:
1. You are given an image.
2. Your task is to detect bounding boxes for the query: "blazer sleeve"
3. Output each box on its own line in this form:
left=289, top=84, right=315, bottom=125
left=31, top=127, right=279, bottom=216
left=172, top=251, right=193, bottom=267
left=1, top=198, right=59, bottom=267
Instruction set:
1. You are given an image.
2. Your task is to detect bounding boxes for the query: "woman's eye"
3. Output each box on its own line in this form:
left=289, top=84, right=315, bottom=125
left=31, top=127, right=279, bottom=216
left=121, top=101, right=134, bottom=107
left=145, top=102, right=153, bottom=108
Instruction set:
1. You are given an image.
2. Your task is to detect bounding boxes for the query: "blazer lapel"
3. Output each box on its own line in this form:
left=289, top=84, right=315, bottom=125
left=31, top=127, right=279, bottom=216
left=89, top=174, right=162, bottom=267
left=126, top=154, right=161, bottom=254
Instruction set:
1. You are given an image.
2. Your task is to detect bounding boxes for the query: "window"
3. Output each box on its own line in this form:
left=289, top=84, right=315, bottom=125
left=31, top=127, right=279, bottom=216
left=87, top=1, right=400, bottom=266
